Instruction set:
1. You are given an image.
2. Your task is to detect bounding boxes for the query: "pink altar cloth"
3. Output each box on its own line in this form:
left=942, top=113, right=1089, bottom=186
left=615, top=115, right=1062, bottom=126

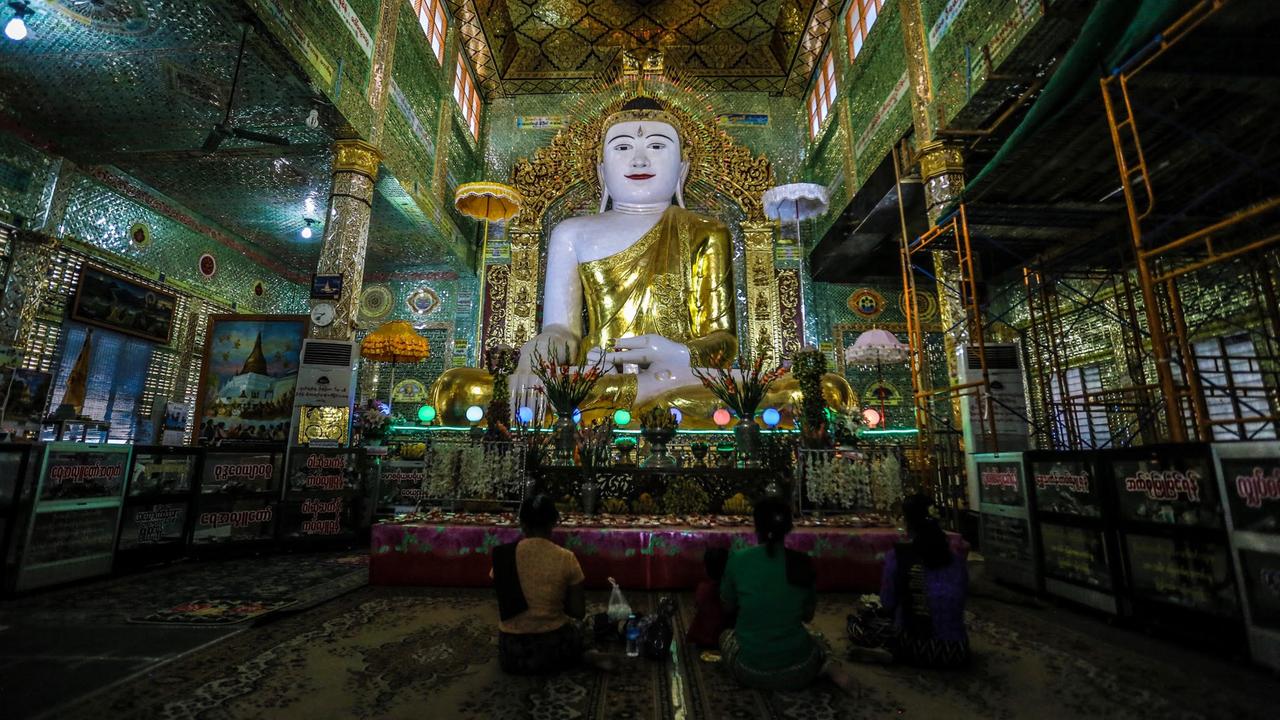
left=370, top=522, right=969, bottom=592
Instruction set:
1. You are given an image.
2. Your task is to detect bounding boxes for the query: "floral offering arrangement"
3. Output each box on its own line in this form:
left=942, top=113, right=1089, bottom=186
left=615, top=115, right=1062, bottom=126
left=639, top=405, right=678, bottom=431
left=631, top=492, right=659, bottom=515
left=484, top=345, right=520, bottom=438
left=792, top=348, right=830, bottom=448
left=425, top=445, right=459, bottom=499
left=721, top=492, right=752, bottom=515
left=529, top=342, right=605, bottom=415
left=804, top=451, right=872, bottom=510
left=869, top=451, right=905, bottom=514
left=661, top=477, right=710, bottom=514
left=578, top=418, right=617, bottom=468
left=392, top=507, right=882, bottom=529
left=357, top=400, right=392, bottom=440
left=602, top=497, right=630, bottom=514
left=691, top=349, right=785, bottom=420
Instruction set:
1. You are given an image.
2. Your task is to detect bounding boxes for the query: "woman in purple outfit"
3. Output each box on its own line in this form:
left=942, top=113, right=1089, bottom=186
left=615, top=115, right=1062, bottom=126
left=848, top=494, right=970, bottom=667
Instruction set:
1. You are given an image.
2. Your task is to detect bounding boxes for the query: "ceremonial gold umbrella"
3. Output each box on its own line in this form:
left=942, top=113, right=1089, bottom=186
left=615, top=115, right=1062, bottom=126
left=454, top=182, right=523, bottom=336
left=360, top=320, right=431, bottom=412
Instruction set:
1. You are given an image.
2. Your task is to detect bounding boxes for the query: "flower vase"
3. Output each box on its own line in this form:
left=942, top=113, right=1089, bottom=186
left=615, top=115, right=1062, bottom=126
left=580, top=477, right=600, bottom=515
left=640, top=427, right=677, bottom=468
left=734, top=417, right=762, bottom=468
left=547, top=411, right=578, bottom=466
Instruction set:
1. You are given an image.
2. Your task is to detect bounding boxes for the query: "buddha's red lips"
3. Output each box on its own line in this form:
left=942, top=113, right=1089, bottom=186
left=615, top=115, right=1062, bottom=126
left=625, top=173, right=655, bottom=180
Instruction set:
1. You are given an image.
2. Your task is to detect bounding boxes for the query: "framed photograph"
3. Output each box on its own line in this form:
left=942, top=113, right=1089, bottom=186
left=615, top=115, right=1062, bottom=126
left=311, top=274, right=343, bottom=300
left=3, top=368, right=53, bottom=424
left=194, top=315, right=308, bottom=445
left=70, top=265, right=177, bottom=344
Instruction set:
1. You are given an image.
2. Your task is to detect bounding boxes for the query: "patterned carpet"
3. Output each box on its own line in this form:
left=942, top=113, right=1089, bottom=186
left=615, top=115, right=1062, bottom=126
left=0, top=551, right=369, bottom=626
left=43, top=581, right=1280, bottom=720
left=54, top=588, right=679, bottom=720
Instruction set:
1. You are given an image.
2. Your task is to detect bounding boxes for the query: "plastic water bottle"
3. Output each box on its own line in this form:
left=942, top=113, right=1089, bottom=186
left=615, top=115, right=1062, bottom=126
left=625, top=613, right=640, bottom=658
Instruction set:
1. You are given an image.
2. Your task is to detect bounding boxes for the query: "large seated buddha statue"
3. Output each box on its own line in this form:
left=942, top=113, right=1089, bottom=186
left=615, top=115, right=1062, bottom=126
left=430, top=97, right=855, bottom=429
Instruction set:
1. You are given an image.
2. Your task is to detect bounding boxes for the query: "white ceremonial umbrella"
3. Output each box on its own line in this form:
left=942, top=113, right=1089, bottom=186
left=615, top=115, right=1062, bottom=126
left=763, top=183, right=829, bottom=346
left=845, top=329, right=911, bottom=427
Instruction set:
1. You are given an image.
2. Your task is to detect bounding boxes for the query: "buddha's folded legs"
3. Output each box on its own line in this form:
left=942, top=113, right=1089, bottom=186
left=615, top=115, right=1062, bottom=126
left=427, top=368, right=857, bottom=430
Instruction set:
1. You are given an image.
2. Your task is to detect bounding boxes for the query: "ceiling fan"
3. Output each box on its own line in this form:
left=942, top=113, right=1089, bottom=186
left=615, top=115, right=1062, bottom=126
left=202, top=24, right=290, bottom=152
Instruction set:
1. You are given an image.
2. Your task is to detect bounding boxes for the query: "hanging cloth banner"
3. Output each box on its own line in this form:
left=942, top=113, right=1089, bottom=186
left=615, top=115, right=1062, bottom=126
left=327, top=0, right=373, bottom=57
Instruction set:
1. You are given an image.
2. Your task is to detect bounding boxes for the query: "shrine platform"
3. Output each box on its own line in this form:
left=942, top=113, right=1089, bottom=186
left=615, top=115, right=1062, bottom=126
left=370, top=520, right=969, bottom=592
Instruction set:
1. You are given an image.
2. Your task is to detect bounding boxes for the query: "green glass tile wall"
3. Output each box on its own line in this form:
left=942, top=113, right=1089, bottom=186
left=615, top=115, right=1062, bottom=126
left=925, top=0, right=1047, bottom=128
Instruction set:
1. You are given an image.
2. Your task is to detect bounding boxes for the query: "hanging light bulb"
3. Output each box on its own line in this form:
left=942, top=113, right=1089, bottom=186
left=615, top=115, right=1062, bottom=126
left=300, top=218, right=315, bottom=239
left=4, top=2, right=30, bottom=41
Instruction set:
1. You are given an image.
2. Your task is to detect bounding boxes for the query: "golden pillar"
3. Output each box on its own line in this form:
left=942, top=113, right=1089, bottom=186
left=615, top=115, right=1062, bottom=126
left=898, top=0, right=936, bottom=143
left=919, top=141, right=969, bottom=428
left=312, top=138, right=382, bottom=340
left=365, top=0, right=400, bottom=146
left=0, top=229, right=57, bottom=359
left=743, top=221, right=783, bottom=360
left=503, top=227, right=540, bottom=347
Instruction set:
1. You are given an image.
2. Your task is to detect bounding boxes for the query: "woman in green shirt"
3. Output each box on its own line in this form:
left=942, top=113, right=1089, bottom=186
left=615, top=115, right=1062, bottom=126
left=720, top=497, right=855, bottom=692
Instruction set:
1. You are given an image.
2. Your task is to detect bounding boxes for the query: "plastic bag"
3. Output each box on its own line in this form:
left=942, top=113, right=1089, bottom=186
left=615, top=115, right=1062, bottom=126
left=606, top=577, right=632, bottom=622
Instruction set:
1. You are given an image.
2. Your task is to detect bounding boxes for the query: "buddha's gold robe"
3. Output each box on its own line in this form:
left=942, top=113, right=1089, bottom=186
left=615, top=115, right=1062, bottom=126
left=428, top=207, right=855, bottom=429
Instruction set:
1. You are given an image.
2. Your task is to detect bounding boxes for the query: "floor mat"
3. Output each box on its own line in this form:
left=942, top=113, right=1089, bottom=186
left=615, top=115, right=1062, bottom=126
left=54, top=587, right=678, bottom=720
left=676, top=592, right=1280, bottom=720
left=0, top=550, right=368, bottom=626
left=128, top=598, right=298, bottom=626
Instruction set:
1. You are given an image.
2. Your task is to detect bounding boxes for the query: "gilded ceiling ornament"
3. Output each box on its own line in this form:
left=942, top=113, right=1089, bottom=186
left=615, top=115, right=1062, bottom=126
left=359, top=284, right=393, bottom=320
left=198, top=253, right=217, bottom=279
left=128, top=222, right=151, bottom=248
left=406, top=287, right=441, bottom=315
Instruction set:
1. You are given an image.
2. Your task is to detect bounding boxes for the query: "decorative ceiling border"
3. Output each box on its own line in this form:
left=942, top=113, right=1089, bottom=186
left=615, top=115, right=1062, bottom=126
left=445, top=0, right=837, bottom=98
left=782, top=0, right=843, bottom=98
left=445, top=0, right=506, bottom=98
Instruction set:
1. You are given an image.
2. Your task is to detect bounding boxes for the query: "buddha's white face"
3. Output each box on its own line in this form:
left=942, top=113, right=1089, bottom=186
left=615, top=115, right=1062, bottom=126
left=599, top=120, right=687, bottom=206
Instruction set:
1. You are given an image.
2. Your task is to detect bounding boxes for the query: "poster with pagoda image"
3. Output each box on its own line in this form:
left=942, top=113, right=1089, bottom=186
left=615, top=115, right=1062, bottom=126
left=195, top=315, right=308, bottom=446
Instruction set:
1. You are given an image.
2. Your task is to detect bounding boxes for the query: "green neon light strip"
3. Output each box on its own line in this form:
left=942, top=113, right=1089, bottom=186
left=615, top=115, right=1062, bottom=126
left=390, top=425, right=918, bottom=436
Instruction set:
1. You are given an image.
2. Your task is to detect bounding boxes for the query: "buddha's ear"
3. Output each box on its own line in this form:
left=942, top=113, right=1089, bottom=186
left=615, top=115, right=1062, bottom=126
left=675, top=160, right=690, bottom=208
left=597, top=162, right=610, bottom=213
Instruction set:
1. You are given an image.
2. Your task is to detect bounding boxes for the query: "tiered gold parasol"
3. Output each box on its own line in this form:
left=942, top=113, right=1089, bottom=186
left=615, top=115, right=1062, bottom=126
left=454, top=182, right=523, bottom=338
left=360, top=320, right=431, bottom=412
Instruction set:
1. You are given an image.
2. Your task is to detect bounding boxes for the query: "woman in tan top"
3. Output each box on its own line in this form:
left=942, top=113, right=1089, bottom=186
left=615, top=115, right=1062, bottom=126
left=492, top=494, right=599, bottom=674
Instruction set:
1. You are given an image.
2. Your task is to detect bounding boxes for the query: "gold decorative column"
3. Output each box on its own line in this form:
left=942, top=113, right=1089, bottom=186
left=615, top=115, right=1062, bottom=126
left=312, top=138, right=382, bottom=340
left=743, top=221, right=783, bottom=361
left=365, top=0, right=400, bottom=146
left=919, top=140, right=966, bottom=225
left=0, top=229, right=57, bottom=359
left=503, top=227, right=540, bottom=347
left=919, top=141, right=969, bottom=426
left=898, top=0, right=936, bottom=143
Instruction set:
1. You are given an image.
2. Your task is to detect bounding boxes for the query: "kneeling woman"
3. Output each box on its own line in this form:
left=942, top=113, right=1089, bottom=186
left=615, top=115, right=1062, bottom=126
left=492, top=494, right=597, bottom=674
left=720, top=497, right=855, bottom=693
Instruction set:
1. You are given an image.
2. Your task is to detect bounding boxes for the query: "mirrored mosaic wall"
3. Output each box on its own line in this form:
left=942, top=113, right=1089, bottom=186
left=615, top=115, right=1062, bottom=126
left=801, top=0, right=1049, bottom=241
left=813, top=279, right=950, bottom=428
left=0, top=134, right=307, bottom=313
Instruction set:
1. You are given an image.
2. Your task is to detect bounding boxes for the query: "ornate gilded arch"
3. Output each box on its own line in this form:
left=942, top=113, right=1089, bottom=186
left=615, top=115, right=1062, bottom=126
left=491, top=99, right=782, bottom=353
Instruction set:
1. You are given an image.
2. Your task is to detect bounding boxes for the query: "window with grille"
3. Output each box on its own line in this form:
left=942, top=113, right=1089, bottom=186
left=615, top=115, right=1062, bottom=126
left=14, top=245, right=231, bottom=443
left=410, top=0, right=447, bottom=64
left=1048, top=365, right=1111, bottom=449
left=1191, top=334, right=1276, bottom=440
left=846, top=0, right=884, bottom=62
left=46, top=324, right=154, bottom=443
left=454, top=57, right=481, bottom=139
left=807, top=52, right=837, bottom=139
